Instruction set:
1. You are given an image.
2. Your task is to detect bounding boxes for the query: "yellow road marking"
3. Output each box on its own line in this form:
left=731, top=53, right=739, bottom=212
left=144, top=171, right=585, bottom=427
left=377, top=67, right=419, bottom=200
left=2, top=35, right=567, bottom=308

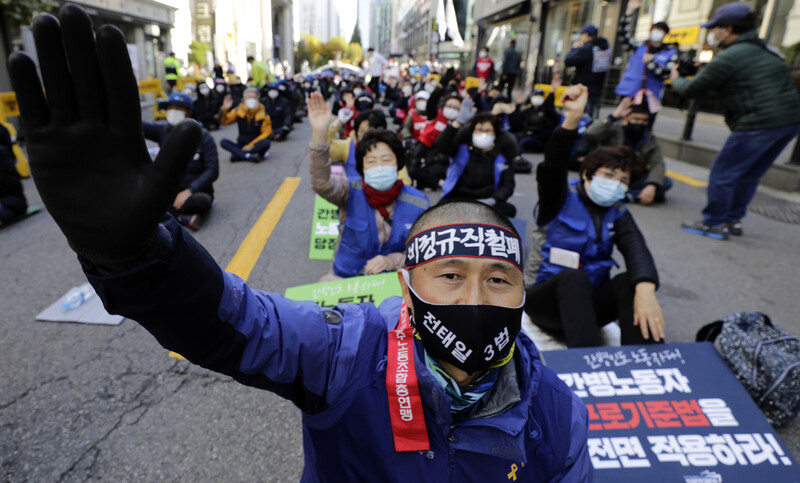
left=667, top=170, right=708, bottom=188
left=169, top=177, right=301, bottom=361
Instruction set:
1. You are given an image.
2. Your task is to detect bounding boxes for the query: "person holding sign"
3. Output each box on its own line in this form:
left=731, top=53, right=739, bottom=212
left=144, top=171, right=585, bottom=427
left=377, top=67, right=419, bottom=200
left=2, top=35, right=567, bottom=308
left=8, top=7, right=589, bottom=479
left=308, top=92, right=430, bottom=279
left=524, top=84, right=665, bottom=348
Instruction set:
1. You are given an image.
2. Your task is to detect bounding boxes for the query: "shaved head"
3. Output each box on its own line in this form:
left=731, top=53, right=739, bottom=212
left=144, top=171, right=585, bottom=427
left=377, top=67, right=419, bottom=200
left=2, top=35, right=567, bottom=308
left=407, top=199, right=520, bottom=242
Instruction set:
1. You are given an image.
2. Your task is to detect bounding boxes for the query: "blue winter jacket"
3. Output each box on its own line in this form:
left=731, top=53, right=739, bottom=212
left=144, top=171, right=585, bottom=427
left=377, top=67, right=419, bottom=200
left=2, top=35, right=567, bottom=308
left=536, top=180, right=627, bottom=288
left=82, top=216, right=592, bottom=482
left=441, top=144, right=506, bottom=199
left=615, top=44, right=677, bottom=99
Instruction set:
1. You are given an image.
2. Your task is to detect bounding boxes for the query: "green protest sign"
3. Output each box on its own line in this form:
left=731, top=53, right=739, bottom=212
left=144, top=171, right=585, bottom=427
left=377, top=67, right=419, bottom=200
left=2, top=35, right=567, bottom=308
left=308, top=196, right=340, bottom=260
left=284, top=272, right=402, bottom=308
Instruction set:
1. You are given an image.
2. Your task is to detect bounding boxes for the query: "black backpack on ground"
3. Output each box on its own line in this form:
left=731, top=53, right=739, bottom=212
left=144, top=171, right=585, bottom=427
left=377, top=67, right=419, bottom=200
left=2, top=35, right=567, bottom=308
left=696, top=312, right=800, bottom=427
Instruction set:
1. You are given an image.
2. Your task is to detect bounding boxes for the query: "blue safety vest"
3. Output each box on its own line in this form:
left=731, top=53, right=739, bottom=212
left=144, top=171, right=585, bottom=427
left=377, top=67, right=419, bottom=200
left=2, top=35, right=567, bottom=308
left=441, top=145, right=506, bottom=199
left=536, top=180, right=627, bottom=288
left=333, top=181, right=429, bottom=277
left=615, top=44, right=677, bottom=99
left=345, top=139, right=360, bottom=178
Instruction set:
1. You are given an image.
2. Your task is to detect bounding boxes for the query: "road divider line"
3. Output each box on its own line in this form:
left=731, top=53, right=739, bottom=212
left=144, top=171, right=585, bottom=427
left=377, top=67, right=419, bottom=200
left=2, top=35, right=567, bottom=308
left=667, top=170, right=708, bottom=188
left=169, top=177, right=300, bottom=361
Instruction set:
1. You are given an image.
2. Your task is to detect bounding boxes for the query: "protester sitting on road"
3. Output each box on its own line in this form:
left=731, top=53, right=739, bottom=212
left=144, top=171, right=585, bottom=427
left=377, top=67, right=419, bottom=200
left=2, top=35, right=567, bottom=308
left=586, top=97, right=672, bottom=205
left=193, top=82, right=221, bottom=130
left=219, top=87, right=272, bottom=162
left=509, top=84, right=561, bottom=153
left=400, top=90, right=432, bottom=142
left=390, top=80, right=414, bottom=125
left=408, top=92, right=462, bottom=190
left=0, top=123, right=27, bottom=224
left=476, top=83, right=503, bottom=113
left=524, top=84, right=665, bottom=348
left=261, top=82, right=292, bottom=141
left=11, top=9, right=591, bottom=477
left=615, top=0, right=678, bottom=104
left=308, top=92, right=430, bottom=279
left=434, top=100, right=518, bottom=218
left=331, top=87, right=357, bottom=139
left=143, top=93, right=219, bottom=230
left=671, top=2, right=800, bottom=240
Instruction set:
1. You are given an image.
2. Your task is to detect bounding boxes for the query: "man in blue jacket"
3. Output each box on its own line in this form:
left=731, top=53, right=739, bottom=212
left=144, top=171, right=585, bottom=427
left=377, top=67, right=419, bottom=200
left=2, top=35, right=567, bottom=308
left=8, top=5, right=592, bottom=481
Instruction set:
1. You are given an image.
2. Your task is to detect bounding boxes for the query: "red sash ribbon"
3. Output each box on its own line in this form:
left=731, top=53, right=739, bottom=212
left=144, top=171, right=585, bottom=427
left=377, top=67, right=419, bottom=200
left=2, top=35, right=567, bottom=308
left=386, top=302, right=430, bottom=451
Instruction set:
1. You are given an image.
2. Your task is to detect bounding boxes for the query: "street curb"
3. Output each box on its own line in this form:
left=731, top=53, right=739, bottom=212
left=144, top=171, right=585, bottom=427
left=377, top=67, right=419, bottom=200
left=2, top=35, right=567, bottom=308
left=657, top=132, right=800, bottom=193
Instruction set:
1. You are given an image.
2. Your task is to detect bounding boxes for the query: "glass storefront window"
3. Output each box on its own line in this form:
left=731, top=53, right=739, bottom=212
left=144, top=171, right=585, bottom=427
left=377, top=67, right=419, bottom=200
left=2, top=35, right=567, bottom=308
left=540, top=0, right=597, bottom=68
left=483, top=15, right=531, bottom=73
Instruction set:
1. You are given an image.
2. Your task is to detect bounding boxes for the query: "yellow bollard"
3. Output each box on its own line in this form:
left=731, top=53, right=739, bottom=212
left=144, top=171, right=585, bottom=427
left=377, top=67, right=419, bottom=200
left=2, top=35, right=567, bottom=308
left=533, top=84, right=569, bottom=107
left=138, top=76, right=167, bottom=120
left=0, top=92, right=30, bottom=178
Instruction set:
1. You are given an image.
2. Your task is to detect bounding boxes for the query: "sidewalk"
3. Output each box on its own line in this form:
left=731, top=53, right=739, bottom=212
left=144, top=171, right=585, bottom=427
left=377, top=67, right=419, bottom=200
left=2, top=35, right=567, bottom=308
left=598, top=105, right=800, bottom=192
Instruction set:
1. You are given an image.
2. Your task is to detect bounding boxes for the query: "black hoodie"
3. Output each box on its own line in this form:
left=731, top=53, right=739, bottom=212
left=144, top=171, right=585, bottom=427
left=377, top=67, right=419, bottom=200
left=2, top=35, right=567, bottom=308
left=564, top=37, right=611, bottom=95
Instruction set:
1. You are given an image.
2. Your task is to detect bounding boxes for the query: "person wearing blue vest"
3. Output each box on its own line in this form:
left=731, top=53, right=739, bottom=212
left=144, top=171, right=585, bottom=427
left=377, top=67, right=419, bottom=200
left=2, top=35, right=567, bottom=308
left=434, top=101, right=518, bottom=218
left=524, top=84, right=665, bottom=348
left=8, top=8, right=592, bottom=475
left=615, top=0, right=679, bottom=102
left=308, top=92, right=430, bottom=280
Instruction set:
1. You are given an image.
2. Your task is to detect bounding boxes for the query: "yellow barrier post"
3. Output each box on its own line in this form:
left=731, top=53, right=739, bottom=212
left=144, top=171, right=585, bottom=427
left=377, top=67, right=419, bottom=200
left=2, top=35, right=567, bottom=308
left=464, top=76, right=480, bottom=90
left=138, top=76, right=167, bottom=120
left=533, top=84, right=569, bottom=107
left=0, top=92, right=30, bottom=178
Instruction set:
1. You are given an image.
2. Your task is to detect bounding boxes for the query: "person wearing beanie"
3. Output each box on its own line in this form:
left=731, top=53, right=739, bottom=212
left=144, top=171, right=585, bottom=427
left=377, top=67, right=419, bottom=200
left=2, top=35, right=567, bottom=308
left=672, top=2, right=800, bottom=239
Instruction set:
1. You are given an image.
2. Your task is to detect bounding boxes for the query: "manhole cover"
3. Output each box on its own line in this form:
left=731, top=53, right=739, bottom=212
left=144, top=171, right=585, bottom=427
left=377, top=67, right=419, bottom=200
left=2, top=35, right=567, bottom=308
left=748, top=193, right=800, bottom=225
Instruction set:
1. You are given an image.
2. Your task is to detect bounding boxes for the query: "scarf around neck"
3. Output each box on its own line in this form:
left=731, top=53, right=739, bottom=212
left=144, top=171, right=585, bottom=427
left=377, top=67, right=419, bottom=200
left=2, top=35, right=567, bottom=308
left=362, top=179, right=403, bottom=221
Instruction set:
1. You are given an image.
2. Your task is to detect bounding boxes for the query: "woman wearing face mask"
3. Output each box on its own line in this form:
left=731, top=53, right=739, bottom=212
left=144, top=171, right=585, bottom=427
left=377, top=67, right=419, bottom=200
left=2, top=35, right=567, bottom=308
left=509, top=81, right=561, bottom=153
left=218, top=87, right=273, bottom=162
left=391, top=81, right=414, bottom=125
left=307, top=92, right=430, bottom=280
left=142, top=93, right=219, bottom=230
left=408, top=93, right=463, bottom=190
left=615, top=0, right=679, bottom=103
left=524, top=84, right=665, bottom=348
left=472, top=47, right=495, bottom=81
left=193, top=82, right=222, bottom=131
left=435, top=100, right=518, bottom=217
left=586, top=97, right=673, bottom=205
left=261, top=82, right=292, bottom=141
left=400, top=90, right=433, bottom=143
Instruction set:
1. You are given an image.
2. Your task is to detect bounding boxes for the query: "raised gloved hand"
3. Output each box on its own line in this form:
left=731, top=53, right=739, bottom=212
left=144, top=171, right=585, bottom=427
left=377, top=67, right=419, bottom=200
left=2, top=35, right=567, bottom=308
left=8, top=5, right=201, bottom=266
left=337, top=107, right=353, bottom=124
left=455, top=97, right=476, bottom=125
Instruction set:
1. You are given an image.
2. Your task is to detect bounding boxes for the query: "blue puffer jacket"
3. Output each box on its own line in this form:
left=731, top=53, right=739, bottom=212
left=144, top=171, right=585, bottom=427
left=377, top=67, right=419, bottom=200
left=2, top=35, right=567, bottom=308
left=82, top=217, right=592, bottom=482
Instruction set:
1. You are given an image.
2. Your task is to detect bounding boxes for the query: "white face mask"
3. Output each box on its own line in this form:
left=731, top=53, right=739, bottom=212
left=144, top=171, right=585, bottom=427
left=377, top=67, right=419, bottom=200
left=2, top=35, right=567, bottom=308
left=165, top=108, right=186, bottom=126
left=199, top=85, right=210, bottom=95
left=416, top=100, right=427, bottom=112
left=402, top=86, right=413, bottom=96
left=424, top=83, right=435, bottom=93
left=353, top=88, right=364, bottom=97
left=531, top=95, right=545, bottom=107
left=479, top=51, right=488, bottom=58
left=245, top=98, right=259, bottom=110
left=268, top=90, right=279, bottom=99
left=472, top=132, right=495, bottom=150
left=707, top=31, right=724, bottom=48
left=442, top=107, right=460, bottom=120
left=215, top=85, right=226, bottom=93
left=650, top=29, right=666, bottom=43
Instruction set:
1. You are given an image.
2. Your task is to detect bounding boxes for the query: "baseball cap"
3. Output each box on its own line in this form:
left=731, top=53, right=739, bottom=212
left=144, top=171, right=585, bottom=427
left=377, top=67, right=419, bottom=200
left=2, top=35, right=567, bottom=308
left=158, top=92, right=194, bottom=111
left=580, top=25, right=598, bottom=37
left=702, top=2, right=754, bottom=28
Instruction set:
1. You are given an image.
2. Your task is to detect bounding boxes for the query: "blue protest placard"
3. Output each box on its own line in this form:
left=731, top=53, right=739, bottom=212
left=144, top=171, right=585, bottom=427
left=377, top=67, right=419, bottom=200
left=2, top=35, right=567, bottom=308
left=542, top=343, right=799, bottom=482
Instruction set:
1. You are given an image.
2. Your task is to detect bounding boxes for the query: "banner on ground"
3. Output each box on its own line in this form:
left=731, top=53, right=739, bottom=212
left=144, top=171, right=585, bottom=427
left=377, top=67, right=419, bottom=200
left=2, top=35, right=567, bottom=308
left=284, top=271, right=402, bottom=308
left=542, top=342, right=799, bottom=482
left=308, top=195, right=340, bottom=260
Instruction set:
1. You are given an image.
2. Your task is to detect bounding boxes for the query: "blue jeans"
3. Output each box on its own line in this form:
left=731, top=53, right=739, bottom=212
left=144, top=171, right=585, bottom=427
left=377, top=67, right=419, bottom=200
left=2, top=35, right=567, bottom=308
left=627, top=176, right=673, bottom=202
left=220, top=138, right=271, bottom=161
left=703, top=123, right=800, bottom=226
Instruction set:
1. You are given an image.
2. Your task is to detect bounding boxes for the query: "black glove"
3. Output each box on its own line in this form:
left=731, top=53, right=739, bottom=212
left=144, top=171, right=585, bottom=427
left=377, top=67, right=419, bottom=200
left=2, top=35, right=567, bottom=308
left=8, top=5, right=201, bottom=266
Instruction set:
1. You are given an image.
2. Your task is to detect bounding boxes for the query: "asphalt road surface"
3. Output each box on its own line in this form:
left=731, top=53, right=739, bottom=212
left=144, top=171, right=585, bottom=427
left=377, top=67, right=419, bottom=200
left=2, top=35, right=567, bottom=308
left=1, top=110, right=799, bottom=481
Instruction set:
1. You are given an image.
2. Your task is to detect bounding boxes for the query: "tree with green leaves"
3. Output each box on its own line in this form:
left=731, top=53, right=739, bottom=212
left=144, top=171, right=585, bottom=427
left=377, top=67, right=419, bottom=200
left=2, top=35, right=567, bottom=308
left=0, top=0, right=55, bottom=25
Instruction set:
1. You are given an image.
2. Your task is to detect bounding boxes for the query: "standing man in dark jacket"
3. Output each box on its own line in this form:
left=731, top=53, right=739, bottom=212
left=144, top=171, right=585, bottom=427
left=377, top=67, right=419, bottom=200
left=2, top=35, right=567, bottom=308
left=500, top=40, right=522, bottom=99
left=564, top=24, right=611, bottom=118
left=8, top=7, right=591, bottom=479
left=143, top=93, right=219, bottom=230
left=0, top=123, right=27, bottom=224
left=672, top=2, right=800, bottom=239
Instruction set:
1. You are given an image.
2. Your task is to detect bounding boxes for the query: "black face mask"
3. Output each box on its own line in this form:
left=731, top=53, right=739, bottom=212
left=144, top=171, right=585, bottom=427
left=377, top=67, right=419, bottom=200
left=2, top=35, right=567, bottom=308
left=624, top=123, right=647, bottom=143
left=402, top=270, right=524, bottom=375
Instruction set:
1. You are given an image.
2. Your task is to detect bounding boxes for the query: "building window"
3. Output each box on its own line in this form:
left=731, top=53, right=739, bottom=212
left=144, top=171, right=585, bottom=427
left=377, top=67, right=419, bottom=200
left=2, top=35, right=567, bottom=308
left=198, top=24, right=212, bottom=43
left=197, top=3, right=211, bottom=19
